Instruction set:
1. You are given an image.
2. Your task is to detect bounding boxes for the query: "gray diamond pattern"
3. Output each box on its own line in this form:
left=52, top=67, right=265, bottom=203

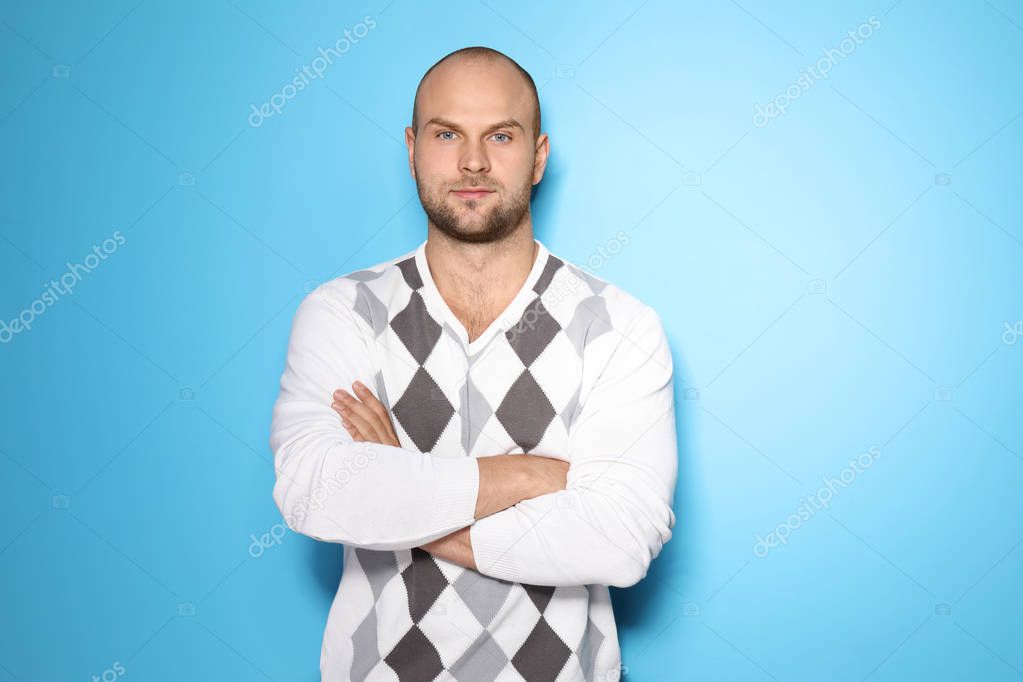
left=384, top=624, right=445, bottom=682
left=495, top=370, right=556, bottom=453
left=349, top=606, right=379, bottom=681
left=392, top=367, right=454, bottom=453
left=353, top=281, right=391, bottom=338
left=401, top=547, right=448, bottom=622
left=505, top=297, right=562, bottom=367
left=563, top=295, right=613, bottom=357
left=511, top=619, right=572, bottom=682
left=391, top=290, right=442, bottom=365
left=578, top=614, right=606, bottom=681
left=449, top=630, right=509, bottom=682
left=458, top=373, right=493, bottom=453
left=452, top=570, right=513, bottom=627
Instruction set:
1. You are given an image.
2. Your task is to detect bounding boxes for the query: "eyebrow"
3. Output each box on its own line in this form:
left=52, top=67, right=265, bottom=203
left=424, top=117, right=524, bottom=133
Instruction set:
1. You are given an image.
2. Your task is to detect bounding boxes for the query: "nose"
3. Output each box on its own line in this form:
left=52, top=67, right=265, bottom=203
left=459, top=137, right=490, bottom=175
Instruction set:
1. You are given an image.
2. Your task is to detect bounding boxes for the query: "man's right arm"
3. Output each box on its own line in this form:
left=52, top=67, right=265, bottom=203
left=474, top=454, right=568, bottom=519
left=269, top=284, right=564, bottom=551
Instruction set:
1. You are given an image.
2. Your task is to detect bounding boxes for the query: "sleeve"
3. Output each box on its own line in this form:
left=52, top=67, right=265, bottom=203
left=269, top=285, right=480, bottom=551
left=468, top=305, right=678, bottom=588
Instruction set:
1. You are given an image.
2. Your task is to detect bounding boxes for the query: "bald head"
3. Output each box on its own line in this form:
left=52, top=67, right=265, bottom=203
left=411, top=47, right=541, bottom=140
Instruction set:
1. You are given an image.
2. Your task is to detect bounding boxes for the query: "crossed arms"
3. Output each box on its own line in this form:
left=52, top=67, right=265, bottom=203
left=331, top=380, right=571, bottom=571
left=269, top=287, right=678, bottom=588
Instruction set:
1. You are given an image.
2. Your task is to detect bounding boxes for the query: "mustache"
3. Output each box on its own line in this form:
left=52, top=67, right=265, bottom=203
left=452, top=178, right=499, bottom=191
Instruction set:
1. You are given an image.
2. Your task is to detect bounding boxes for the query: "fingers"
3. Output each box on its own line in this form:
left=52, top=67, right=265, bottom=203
left=339, top=416, right=365, bottom=442
left=330, top=399, right=363, bottom=440
left=332, top=381, right=402, bottom=447
left=352, top=381, right=399, bottom=444
left=333, top=390, right=389, bottom=444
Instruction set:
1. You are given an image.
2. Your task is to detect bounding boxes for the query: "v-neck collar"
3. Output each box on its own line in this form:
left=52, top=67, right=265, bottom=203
left=414, top=238, right=550, bottom=354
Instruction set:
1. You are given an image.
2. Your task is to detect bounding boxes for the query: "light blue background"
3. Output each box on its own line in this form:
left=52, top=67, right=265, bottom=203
left=1, top=1, right=1022, bottom=680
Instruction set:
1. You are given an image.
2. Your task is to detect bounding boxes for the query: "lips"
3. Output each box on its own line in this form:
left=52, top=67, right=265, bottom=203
left=452, top=188, right=495, bottom=199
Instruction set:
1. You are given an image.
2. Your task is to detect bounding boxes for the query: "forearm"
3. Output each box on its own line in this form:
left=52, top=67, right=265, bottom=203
left=272, top=429, right=480, bottom=551
left=469, top=479, right=675, bottom=588
left=470, top=306, right=679, bottom=588
left=421, top=526, right=476, bottom=569
left=420, top=453, right=569, bottom=567
left=473, top=454, right=563, bottom=518
left=271, top=289, right=488, bottom=551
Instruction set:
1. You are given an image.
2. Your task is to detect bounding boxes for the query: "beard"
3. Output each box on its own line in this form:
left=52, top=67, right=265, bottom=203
left=415, top=168, right=532, bottom=245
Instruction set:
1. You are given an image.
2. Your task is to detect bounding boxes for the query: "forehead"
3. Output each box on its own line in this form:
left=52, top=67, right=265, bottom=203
left=418, top=58, right=533, bottom=126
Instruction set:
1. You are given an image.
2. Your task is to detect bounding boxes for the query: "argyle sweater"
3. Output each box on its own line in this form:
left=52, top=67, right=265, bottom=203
left=270, top=237, right=678, bottom=681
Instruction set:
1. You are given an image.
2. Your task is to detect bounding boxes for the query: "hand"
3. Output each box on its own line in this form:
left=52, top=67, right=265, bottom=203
left=331, top=381, right=400, bottom=447
left=519, top=455, right=570, bottom=496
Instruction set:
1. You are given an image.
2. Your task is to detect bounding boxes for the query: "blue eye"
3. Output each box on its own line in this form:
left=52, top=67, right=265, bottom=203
left=493, top=133, right=510, bottom=142
left=438, top=131, right=455, bottom=140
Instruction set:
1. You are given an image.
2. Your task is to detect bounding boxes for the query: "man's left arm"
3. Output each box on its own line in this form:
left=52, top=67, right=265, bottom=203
left=465, top=305, right=679, bottom=588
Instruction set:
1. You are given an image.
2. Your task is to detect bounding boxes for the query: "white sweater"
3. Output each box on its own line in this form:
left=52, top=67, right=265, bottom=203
left=270, top=237, right=678, bottom=681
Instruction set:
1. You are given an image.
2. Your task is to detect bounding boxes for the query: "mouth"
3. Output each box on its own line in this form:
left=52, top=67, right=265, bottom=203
left=451, top=188, right=495, bottom=199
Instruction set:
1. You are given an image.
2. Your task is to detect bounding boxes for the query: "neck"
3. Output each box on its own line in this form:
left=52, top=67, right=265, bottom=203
left=423, top=224, right=539, bottom=342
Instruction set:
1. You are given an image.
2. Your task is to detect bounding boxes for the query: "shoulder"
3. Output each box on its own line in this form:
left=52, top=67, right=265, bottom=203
left=289, top=247, right=419, bottom=339
left=542, top=247, right=664, bottom=338
left=541, top=247, right=673, bottom=399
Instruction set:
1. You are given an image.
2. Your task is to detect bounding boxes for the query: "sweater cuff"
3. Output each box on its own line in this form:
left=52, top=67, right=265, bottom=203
left=469, top=512, right=522, bottom=581
left=433, top=455, right=481, bottom=531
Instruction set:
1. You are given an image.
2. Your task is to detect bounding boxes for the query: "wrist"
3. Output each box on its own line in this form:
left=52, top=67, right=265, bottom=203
left=474, top=454, right=536, bottom=519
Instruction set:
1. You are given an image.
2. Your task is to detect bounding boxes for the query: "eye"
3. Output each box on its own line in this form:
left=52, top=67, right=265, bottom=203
left=437, top=130, right=456, bottom=140
left=492, top=133, right=511, bottom=142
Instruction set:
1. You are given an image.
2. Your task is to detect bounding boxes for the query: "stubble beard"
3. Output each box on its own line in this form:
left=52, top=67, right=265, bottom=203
left=415, top=168, right=533, bottom=245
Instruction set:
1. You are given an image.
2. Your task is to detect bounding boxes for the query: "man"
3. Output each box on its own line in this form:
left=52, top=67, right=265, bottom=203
left=270, top=46, right=678, bottom=682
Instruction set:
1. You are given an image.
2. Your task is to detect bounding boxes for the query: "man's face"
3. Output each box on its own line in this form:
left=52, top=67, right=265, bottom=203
left=406, top=59, right=548, bottom=244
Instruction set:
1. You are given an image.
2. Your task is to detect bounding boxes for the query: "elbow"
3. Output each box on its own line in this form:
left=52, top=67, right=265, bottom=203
left=606, top=561, right=648, bottom=589
left=270, top=442, right=421, bottom=551
left=594, top=504, right=674, bottom=588
left=270, top=430, right=363, bottom=544
left=601, top=539, right=659, bottom=588
left=270, top=447, right=351, bottom=544
left=272, top=472, right=360, bottom=545
left=272, top=472, right=313, bottom=538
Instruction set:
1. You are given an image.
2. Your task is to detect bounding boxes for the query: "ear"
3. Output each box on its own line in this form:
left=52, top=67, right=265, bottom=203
left=532, top=132, right=550, bottom=186
left=405, top=126, right=416, bottom=180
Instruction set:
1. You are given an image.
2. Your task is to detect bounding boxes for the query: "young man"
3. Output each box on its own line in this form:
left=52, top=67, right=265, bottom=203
left=270, top=46, right=678, bottom=681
